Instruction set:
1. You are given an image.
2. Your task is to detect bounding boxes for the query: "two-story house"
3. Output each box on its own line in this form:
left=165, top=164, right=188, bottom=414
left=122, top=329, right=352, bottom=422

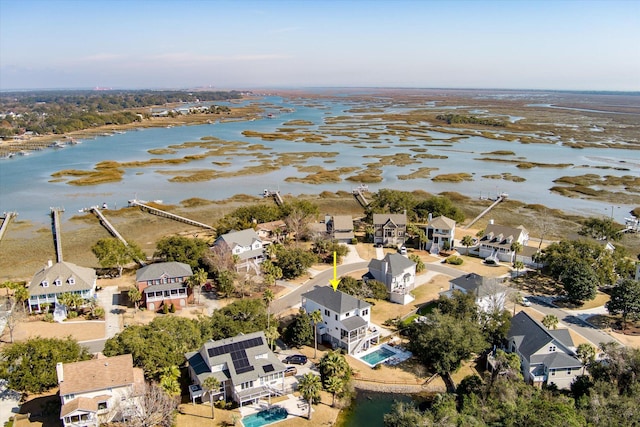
left=135, top=261, right=192, bottom=311
left=185, top=331, right=286, bottom=407
left=255, top=220, right=287, bottom=244
left=373, top=213, right=407, bottom=247
left=301, top=287, right=379, bottom=355
left=214, top=228, right=265, bottom=272
left=365, top=253, right=416, bottom=305
left=505, top=311, right=582, bottom=389
left=478, top=222, right=529, bottom=263
left=443, top=273, right=508, bottom=312
left=426, top=215, right=456, bottom=254
left=28, top=260, right=96, bottom=313
left=57, top=354, right=145, bottom=427
left=326, top=215, right=355, bottom=243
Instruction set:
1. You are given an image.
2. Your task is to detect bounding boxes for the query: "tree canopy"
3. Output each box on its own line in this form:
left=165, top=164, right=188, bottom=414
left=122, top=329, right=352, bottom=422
left=605, top=278, right=640, bottom=329
left=92, top=238, right=144, bottom=276
left=154, top=235, right=208, bottom=269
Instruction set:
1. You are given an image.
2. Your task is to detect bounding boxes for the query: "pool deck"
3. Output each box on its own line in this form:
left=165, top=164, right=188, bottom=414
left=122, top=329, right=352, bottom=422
left=240, top=395, right=310, bottom=422
left=357, top=343, right=413, bottom=368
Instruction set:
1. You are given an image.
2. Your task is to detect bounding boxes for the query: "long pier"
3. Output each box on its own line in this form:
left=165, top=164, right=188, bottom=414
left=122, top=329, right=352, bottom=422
left=90, top=207, right=146, bottom=266
left=263, top=191, right=284, bottom=207
left=353, top=189, right=370, bottom=207
left=0, top=212, right=17, bottom=243
left=50, top=207, right=64, bottom=262
left=463, top=195, right=506, bottom=230
left=128, top=199, right=215, bottom=230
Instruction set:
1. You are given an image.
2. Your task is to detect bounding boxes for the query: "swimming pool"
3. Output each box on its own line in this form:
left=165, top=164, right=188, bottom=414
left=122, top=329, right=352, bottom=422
left=360, top=346, right=397, bottom=367
left=241, top=407, right=288, bottom=427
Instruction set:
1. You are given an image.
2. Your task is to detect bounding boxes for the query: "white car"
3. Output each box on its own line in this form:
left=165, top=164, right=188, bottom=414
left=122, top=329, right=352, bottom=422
left=399, top=246, right=407, bottom=255
left=521, top=297, right=532, bottom=307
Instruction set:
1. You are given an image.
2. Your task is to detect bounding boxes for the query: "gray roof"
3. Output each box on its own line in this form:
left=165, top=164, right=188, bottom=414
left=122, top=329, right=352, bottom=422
left=217, top=228, right=262, bottom=248
left=186, top=331, right=285, bottom=387
left=302, top=286, right=370, bottom=314
left=450, top=273, right=506, bottom=297
left=143, top=282, right=187, bottom=294
left=508, top=311, right=574, bottom=360
left=136, top=262, right=192, bottom=282
left=368, top=253, right=416, bottom=276
left=427, top=215, right=456, bottom=230
left=342, top=315, right=367, bottom=331
left=331, top=215, right=354, bottom=231
left=481, top=224, right=528, bottom=248
left=29, top=261, right=96, bottom=297
left=373, top=213, right=407, bottom=227
left=544, top=352, right=582, bottom=369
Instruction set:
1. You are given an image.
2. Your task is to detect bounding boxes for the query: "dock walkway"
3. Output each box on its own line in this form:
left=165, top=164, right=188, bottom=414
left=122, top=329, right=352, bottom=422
left=90, top=207, right=145, bottom=266
left=0, top=212, right=17, bottom=243
left=128, top=199, right=215, bottom=230
left=353, top=189, right=370, bottom=207
left=50, top=208, right=64, bottom=262
left=463, top=195, right=506, bottom=230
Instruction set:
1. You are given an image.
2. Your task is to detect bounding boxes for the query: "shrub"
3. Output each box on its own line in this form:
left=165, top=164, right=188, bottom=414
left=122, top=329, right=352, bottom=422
left=43, top=313, right=54, bottom=322
left=162, top=304, right=169, bottom=314
left=446, top=256, right=463, bottom=265
left=68, top=311, right=78, bottom=319
left=351, top=238, right=358, bottom=245
left=169, top=303, right=176, bottom=313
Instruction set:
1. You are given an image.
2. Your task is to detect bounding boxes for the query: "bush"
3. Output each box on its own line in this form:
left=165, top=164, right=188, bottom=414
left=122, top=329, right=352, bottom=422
left=446, top=256, right=463, bottom=265
left=162, top=304, right=169, bottom=314
left=43, top=313, right=54, bottom=322
left=351, top=238, right=358, bottom=245
left=68, top=311, right=78, bottom=319
left=169, top=303, right=176, bottom=313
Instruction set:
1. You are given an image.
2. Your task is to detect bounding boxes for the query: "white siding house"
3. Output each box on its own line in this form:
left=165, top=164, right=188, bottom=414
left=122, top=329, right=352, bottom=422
left=365, top=253, right=416, bottom=305
left=478, top=223, right=529, bottom=263
left=426, top=215, right=456, bottom=254
left=28, top=260, right=96, bottom=313
left=214, top=229, right=265, bottom=271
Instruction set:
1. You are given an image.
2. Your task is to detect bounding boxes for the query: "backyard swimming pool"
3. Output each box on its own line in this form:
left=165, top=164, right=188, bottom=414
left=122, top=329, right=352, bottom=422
left=359, top=346, right=396, bottom=367
left=241, top=407, right=288, bottom=427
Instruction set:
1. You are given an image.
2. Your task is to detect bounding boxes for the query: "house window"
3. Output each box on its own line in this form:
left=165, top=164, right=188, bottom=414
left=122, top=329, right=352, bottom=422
left=98, top=401, right=108, bottom=410
left=335, top=314, right=338, bottom=321
left=362, top=309, right=368, bottom=316
left=171, top=289, right=178, bottom=295
left=241, top=381, right=254, bottom=390
left=344, top=312, right=350, bottom=317
left=549, top=345, right=556, bottom=352
left=54, top=279, right=61, bottom=286
left=550, top=369, right=555, bottom=376
left=324, top=309, right=330, bottom=316
left=41, top=280, right=49, bottom=287
left=64, top=394, right=75, bottom=401
left=68, top=277, right=75, bottom=285
left=567, top=368, right=572, bottom=375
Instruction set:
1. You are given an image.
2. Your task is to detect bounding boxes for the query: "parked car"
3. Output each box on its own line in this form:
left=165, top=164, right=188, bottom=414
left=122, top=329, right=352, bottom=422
left=521, top=297, right=531, bottom=307
left=399, top=246, right=407, bottom=255
left=284, top=366, right=297, bottom=377
left=284, top=355, right=308, bottom=365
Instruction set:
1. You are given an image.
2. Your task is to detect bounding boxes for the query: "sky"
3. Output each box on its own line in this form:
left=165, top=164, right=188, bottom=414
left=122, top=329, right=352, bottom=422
left=1, top=0, right=639, bottom=91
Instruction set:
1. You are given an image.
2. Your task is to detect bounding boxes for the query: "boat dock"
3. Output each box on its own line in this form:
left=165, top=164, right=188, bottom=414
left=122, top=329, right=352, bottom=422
left=263, top=190, right=284, bottom=206
left=50, top=207, right=64, bottom=262
left=90, top=207, right=129, bottom=246
left=0, top=212, right=17, bottom=243
left=128, top=199, right=215, bottom=230
left=463, top=194, right=507, bottom=230
left=352, top=185, right=370, bottom=207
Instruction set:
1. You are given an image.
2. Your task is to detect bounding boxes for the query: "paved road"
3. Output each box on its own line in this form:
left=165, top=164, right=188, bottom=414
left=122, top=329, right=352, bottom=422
left=527, top=298, right=620, bottom=347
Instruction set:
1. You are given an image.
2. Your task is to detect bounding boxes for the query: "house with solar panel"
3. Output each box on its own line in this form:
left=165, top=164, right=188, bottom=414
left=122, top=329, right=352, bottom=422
left=213, top=228, right=265, bottom=272
left=185, top=331, right=286, bottom=407
left=135, top=261, right=192, bottom=311
left=301, top=287, right=380, bottom=355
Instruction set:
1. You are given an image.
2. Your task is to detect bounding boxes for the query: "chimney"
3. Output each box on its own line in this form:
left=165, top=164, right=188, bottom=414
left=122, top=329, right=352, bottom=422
left=56, top=362, right=64, bottom=383
left=428, top=213, right=433, bottom=222
left=47, top=259, right=53, bottom=268
left=489, top=219, right=494, bottom=225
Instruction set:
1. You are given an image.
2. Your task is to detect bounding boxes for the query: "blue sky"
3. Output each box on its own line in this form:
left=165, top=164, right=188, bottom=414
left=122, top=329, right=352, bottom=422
left=1, top=0, right=638, bottom=91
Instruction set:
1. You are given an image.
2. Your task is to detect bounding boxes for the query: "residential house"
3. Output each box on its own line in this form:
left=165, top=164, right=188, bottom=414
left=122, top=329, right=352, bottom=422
left=504, top=311, right=582, bottom=389
left=426, top=215, right=456, bottom=254
left=301, top=286, right=379, bottom=355
left=214, top=228, right=265, bottom=272
left=57, top=354, right=145, bottom=427
left=373, top=213, right=407, bottom=247
left=326, top=215, right=355, bottom=243
left=255, top=220, right=287, bottom=244
left=478, top=222, right=529, bottom=263
left=365, top=253, right=416, bottom=305
left=185, top=331, right=285, bottom=407
left=443, top=273, right=508, bottom=312
left=136, top=261, right=192, bottom=311
left=27, top=260, right=96, bottom=313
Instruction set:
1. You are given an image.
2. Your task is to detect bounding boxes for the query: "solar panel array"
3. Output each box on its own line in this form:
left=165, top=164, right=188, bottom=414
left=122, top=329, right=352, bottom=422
left=207, top=337, right=264, bottom=375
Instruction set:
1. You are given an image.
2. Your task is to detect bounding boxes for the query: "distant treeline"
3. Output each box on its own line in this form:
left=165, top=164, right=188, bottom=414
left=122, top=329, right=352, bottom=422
left=0, top=90, right=243, bottom=138
left=436, top=113, right=506, bottom=127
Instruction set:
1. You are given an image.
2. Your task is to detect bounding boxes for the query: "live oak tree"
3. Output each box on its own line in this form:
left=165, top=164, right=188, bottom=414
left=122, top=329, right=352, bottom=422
left=284, top=308, right=314, bottom=348
left=92, top=237, right=144, bottom=277
left=154, top=235, right=207, bottom=269
left=605, top=278, right=640, bottom=330
left=561, top=260, right=598, bottom=304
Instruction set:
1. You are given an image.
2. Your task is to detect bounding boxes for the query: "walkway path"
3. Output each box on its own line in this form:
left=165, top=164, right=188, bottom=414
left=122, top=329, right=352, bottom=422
left=95, top=285, right=122, bottom=339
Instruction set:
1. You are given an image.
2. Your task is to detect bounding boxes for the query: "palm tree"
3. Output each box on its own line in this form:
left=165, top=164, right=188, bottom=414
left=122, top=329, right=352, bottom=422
left=513, top=260, right=525, bottom=277
left=510, top=241, right=523, bottom=266
left=461, top=235, right=475, bottom=255
left=542, top=314, right=559, bottom=330
left=324, top=376, right=344, bottom=407
left=319, top=350, right=351, bottom=385
left=510, top=291, right=523, bottom=316
left=202, top=376, right=221, bottom=420
left=160, top=365, right=181, bottom=396
left=265, top=324, right=280, bottom=351
left=298, top=373, right=321, bottom=420
left=576, top=343, right=596, bottom=375
left=310, top=309, right=323, bottom=359
left=128, top=286, right=142, bottom=314
left=189, top=268, right=208, bottom=305
left=263, top=288, right=275, bottom=333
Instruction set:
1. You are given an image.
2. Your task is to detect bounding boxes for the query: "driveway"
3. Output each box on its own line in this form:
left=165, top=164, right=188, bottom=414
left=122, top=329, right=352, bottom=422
left=0, top=380, right=20, bottom=425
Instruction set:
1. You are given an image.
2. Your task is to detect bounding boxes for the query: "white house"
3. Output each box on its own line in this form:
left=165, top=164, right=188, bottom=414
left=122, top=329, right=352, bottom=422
left=373, top=213, right=407, bottom=247
left=301, top=287, right=380, bottom=355
left=28, top=260, right=96, bottom=313
left=443, top=273, right=508, bottom=312
left=426, top=215, right=456, bottom=254
left=478, top=222, right=529, bottom=263
left=505, top=311, right=582, bottom=389
left=365, top=253, right=416, bottom=305
left=214, top=228, right=265, bottom=271
left=57, top=354, right=145, bottom=427
left=185, top=331, right=285, bottom=407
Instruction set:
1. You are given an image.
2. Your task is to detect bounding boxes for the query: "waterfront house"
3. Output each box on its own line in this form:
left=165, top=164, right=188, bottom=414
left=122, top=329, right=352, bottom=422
left=502, top=311, right=581, bottom=389
left=326, top=215, right=355, bottom=243
left=301, top=287, right=380, bottom=355
left=27, top=260, right=96, bottom=313
left=426, top=215, right=456, bottom=254
left=185, top=331, right=286, bottom=407
left=135, top=261, right=192, bottom=311
left=365, top=253, right=416, bottom=305
left=255, top=220, right=287, bottom=243
left=373, top=213, right=407, bottom=247
left=478, top=222, right=529, bottom=263
left=214, top=228, right=265, bottom=272
left=442, top=273, right=508, bottom=312
left=57, top=354, right=145, bottom=427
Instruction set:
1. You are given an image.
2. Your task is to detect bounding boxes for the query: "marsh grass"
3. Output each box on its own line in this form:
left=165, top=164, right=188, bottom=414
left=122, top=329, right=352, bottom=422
left=147, top=148, right=177, bottom=155
left=482, top=173, right=526, bottom=182
left=346, top=169, right=383, bottom=183
left=482, top=150, right=516, bottom=155
left=398, top=167, right=439, bottom=180
left=476, top=157, right=573, bottom=168
left=432, top=173, right=473, bottom=182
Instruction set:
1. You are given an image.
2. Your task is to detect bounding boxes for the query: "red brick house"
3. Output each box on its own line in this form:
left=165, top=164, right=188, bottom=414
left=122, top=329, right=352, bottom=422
left=135, top=262, right=193, bottom=311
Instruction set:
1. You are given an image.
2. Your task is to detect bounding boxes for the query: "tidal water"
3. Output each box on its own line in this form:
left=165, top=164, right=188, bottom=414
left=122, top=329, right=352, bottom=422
left=0, top=96, right=637, bottom=226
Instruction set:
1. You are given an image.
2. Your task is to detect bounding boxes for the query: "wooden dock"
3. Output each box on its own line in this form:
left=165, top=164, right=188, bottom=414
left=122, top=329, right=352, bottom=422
left=50, top=207, right=64, bottom=262
left=128, top=199, right=215, bottom=230
left=353, top=189, right=370, bottom=207
left=463, top=194, right=507, bottom=230
left=263, top=190, right=284, bottom=206
left=0, top=212, right=17, bottom=243
left=90, top=207, right=146, bottom=266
